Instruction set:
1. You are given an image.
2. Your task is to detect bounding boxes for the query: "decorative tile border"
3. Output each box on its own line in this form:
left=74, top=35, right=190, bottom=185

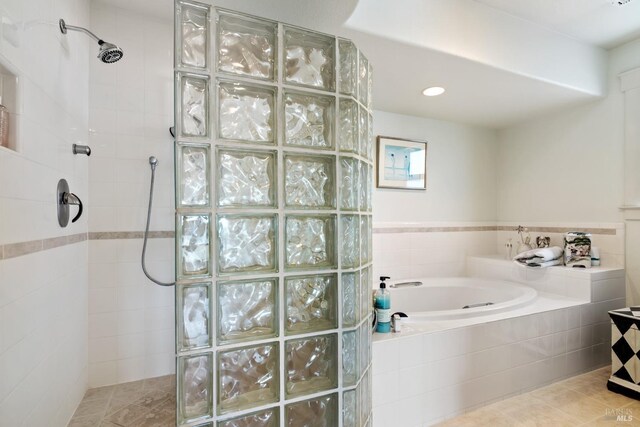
left=88, top=231, right=175, bottom=240
left=373, top=225, right=497, bottom=234
left=1, top=233, right=88, bottom=260
left=373, top=225, right=618, bottom=235
left=0, top=231, right=175, bottom=260
left=496, top=226, right=617, bottom=236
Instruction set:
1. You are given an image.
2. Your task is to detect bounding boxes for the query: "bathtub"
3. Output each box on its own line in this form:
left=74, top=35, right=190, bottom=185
left=372, top=259, right=626, bottom=427
left=388, top=277, right=537, bottom=320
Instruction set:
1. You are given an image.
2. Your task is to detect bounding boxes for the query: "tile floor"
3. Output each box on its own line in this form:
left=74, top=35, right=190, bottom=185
left=69, top=367, right=635, bottom=427
left=438, top=367, right=638, bottom=426
left=67, top=375, right=175, bottom=427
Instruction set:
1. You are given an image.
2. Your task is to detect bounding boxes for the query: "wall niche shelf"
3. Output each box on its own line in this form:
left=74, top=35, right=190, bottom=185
left=0, top=59, right=19, bottom=152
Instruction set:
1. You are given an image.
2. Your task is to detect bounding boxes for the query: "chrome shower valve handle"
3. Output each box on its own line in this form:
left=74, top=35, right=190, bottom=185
left=56, top=178, right=83, bottom=227
left=62, top=192, right=83, bottom=223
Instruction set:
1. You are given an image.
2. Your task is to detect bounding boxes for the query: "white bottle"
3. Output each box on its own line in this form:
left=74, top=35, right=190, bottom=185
left=0, top=96, right=8, bottom=149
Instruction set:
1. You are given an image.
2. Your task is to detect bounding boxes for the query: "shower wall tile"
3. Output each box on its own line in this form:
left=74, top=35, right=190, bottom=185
left=88, top=237, right=175, bottom=387
left=0, top=0, right=91, bottom=422
left=87, top=3, right=177, bottom=388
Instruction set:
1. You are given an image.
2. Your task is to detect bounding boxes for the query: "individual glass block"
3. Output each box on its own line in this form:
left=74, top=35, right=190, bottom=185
left=358, top=161, right=368, bottom=211
left=284, top=26, right=335, bottom=91
left=177, top=283, right=211, bottom=351
left=285, top=215, right=336, bottom=270
left=359, top=367, right=370, bottom=423
left=343, top=390, right=357, bottom=427
left=285, top=393, right=338, bottom=427
left=339, top=157, right=358, bottom=211
left=285, top=274, right=337, bottom=335
left=216, top=147, right=277, bottom=208
left=217, top=11, right=277, bottom=80
left=367, top=62, right=373, bottom=110
left=366, top=165, right=373, bottom=212
left=177, top=0, right=209, bottom=69
left=217, top=214, right=277, bottom=274
left=178, top=214, right=210, bottom=278
left=366, top=369, right=373, bottom=423
left=359, top=323, right=370, bottom=379
left=178, top=354, right=213, bottom=424
left=218, top=342, right=279, bottom=414
left=284, top=91, right=335, bottom=149
left=358, top=106, right=367, bottom=157
left=217, top=278, right=278, bottom=344
left=358, top=51, right=369, bottom=106
left=339, top=39, right=357, bottom=96
left=218, top=80, right=275, bottom=143
left=342, top=271, right=359, bottom=327
left=360, top=266, right=371, bottom=321
left=340, top=215, right=360, bottom=269
left=342, top=331, right=357, bottom=386
left=284, top=154, right=336, bottom=209
left=180, top=73, right=209, bottom=138
left=217, top=408, right=279, bottom=427
left=360, top=215, right=369, bottom=265
left=285, top=334, right=337, bottom=397
left=338, top=98, right=358, bottom=153
left=367, top=113, right=374, bottom=161
left=178, top=143, right=210, bottom=207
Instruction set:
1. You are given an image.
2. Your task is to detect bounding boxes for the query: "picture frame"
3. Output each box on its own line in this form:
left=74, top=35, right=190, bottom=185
left=376, top=136, right=427, bottom=190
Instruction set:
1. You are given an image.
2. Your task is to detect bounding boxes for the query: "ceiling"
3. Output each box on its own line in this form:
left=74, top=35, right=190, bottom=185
left=474, top=0, right=640, bottom=49
left=93, top=0, right=640, bottom=129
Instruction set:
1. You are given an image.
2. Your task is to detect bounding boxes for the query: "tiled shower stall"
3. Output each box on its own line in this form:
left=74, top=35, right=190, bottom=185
left=173, top=1, right=374, bottom=425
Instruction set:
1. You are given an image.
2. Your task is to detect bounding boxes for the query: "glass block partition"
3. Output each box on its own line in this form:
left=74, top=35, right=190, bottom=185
left=174, top=2, right=373, bottom=425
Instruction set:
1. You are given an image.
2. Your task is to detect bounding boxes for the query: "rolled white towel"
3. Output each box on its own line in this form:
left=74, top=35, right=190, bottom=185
left=514, top=246, right=563, bottom=262
left=526, top=258, right=563, bottom=268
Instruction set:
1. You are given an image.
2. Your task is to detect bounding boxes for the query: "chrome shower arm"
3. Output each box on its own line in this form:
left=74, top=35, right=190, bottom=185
left=59, top=19, right=101, bottom=43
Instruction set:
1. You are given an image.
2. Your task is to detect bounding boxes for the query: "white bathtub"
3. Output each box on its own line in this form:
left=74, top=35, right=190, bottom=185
left=388, top=277, right=537, bottom=320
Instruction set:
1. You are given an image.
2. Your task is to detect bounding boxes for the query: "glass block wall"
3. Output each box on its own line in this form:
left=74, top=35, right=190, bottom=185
left=173, top=2, right=373, bottom=425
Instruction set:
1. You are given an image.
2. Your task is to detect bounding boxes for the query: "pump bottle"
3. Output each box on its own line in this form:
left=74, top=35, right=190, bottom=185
left=374, top=276, right=391, bottom=333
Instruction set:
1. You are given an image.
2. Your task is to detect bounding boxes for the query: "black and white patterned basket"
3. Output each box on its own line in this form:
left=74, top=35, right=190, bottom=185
left=608, top=307, right=640, bottom=399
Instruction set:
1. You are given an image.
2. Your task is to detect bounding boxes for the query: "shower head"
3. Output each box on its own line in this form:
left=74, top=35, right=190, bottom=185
left=59, top=19, right=124, bottom=63
left=149, top=156, right=158, bottom=170
left=98, top=41, right=123, bottom=64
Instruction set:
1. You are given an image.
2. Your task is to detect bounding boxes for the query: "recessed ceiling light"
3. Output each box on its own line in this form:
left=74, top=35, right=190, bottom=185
left=422, top=87, right=445, bottom=97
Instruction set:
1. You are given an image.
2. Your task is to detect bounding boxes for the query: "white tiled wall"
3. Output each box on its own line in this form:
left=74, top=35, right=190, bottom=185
left=372, top=225, right=497, bottom=283
left=88, top=238, right=174, bottom=386
left=0, top=0, right=90, bottom=425
left=0, top=245, right=89, bottom=426
left=87, top=1, right=175, bottom=387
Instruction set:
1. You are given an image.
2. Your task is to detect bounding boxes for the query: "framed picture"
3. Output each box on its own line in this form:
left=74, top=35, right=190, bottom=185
left=376, top=136, right=427, bottom=190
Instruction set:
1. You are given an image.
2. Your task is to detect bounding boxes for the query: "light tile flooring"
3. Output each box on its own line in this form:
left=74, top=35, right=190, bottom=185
left=438, top=367, right=639, bottom=426
left=69, top=367, right=635, bottom=427
left=67, top=375, right=175, bottom=427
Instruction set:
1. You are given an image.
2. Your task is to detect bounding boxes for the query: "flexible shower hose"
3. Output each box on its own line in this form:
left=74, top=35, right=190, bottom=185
left=141, top=158, right=175, bottom=287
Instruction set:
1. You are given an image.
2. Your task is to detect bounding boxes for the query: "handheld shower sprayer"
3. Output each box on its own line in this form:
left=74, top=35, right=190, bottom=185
left=149, top=156, right=158, bottom=170
left=141, top=156, right=175, bottom=287
left=59, top=19, right=124, bottom=63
